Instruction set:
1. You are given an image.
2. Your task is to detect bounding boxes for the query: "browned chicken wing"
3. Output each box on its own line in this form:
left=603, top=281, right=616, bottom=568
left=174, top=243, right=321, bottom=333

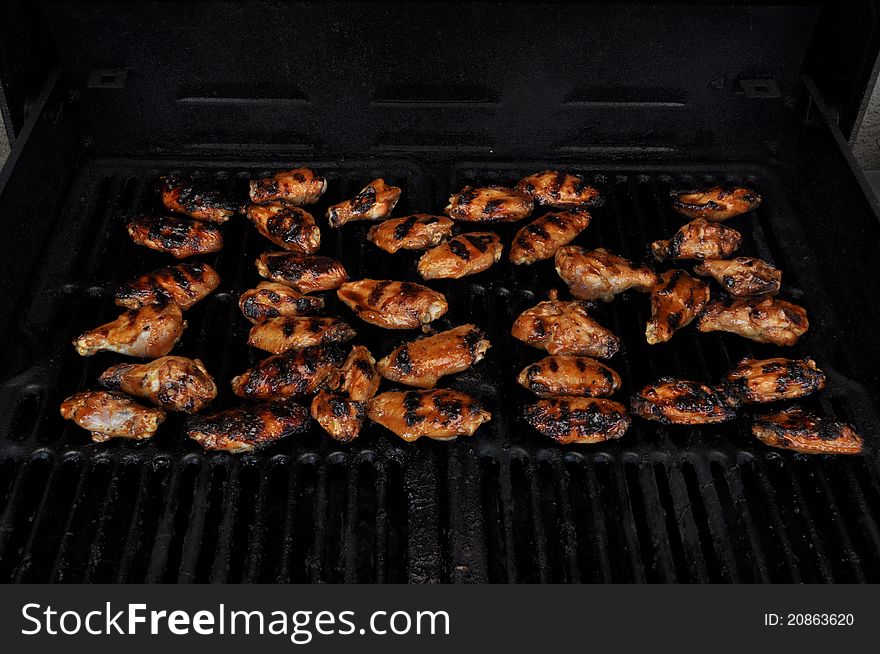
left=693, top=257, right=781, bottom=298
left=255, top=251, right=348, bottom=294
left=311, top=346, right=381, bottom=442
left=631, top=378, right=736, bottom=425
left=327, top=178, right=401, bottom=228
left=417, top=232, right=502, bottom=280
left=516, top=355, right=621, bottom=397
left=231, top=345, right=344, bottom=401
left=515, top=170, right=602, bottom=208
left=249, top=167, right=327, bottom=205
left=671, top=186, right=761, bottom=222
left=98, top=356, right=217, bottom=413
left=555, top=246, right=657, bottom=301
left=245, top=202, right=321, bottom=254
left=239, top=281, right=325, bottom=324
left=115, top=261, right=220, bottom=310
left=697, top=298, right=808, bottom=346
left=752, top=407, right=862, bottom=455
left=723, top=357, right=826, bottom=405
left=366, top=214, right=454, bottom=253
left=158, top=175, right=236, bottom=223
left=510, top=209, right=592, bottom=265
left=336, top=279, right=448, bottom=329
left=651, top=218, right=742, bottom=261
left=445, top=185, right=533, bottom=222
left=367, top=389, right=491, bottom=442
left=247, top=316, right=356, bottom=354
left=186, top=401, right=311, bottom=453
left=645, top=270, right=711, bottom=344
left=523, top=397, right=630, bottom=444
left=127, top=214, right=223, bottom=259
left=73, top=303, right=185, bottom=358
left=60, top=391, right=165, bottom=443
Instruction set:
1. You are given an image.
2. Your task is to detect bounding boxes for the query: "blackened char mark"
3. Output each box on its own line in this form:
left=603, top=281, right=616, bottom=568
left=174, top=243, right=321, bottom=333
left=367, top=280, right=393, bottom=306
left=463, top=234, right=494, bottom=252
left=393, top=346, right=413, bottom=374
left=352, top=186, right=377, bottom=215
left=402, top=391, right=422, bottom=426
left=393, top=216, right=419, bottom=240
left=448, top=239, right=471, bottom=260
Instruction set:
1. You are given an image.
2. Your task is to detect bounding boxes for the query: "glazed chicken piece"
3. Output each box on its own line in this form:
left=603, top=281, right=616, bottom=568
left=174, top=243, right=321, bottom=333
left=523, top=397, right=630, bottom=444
left=377, top=324, right=491, bottom=388
left=366, top=214, right=454, bottom=253
left=311, top=346, right=381, bottom=442
left=417, top=232, right=502, bottom=280
left=98, top=356, right=217, bottom=413
left=255, top=251, right=348, bottom=293
left=671, top=186, right=761, bottom=222
left=511, top=290, right=620, bottom=358
left=515, top=170, right=602, bottom=208
left=248, top=316, right=356, bottom=354
left=239, top=282, right=325, bottom=324
left=249, top=167, right=327, bottom=205
left=645, top=270, right=711, bottom=344
left=245, top=202, right=321, bottom=254
left=510, top=209, right=592, bottom=265
left=127, top=214, right=223, bottom=259
left=336, top=279, right=448, bottom=329
left=693, top=257, right=781, bottom=298
left=697, top=298, right=808, bottom=346
left=60, top=391, right=165, bottom=443
left=186, top=401, right=311, bottom=453
left=115, top=261, right=220, bottom=310
left=516, top=355, right=621, bottom=397
left=367, top=389, right=491, bottom=442
left=231, top=345, right=344, bottom=401
left=73, top=303, right=185, bottom=358
left=631, top=378, right=736, bottom=425
left=554, top=246, right=657, bottom=301
left=158, top=174, right=236, bottom=224
left=327, top=178, right=401, bottom=228
left=445, top=185, right=534, bottom=222
left=651, top=218, right=742, bottom=261
left=723, top=357, right=826, bottom=405
left=752, top=407, right=862, bottom=455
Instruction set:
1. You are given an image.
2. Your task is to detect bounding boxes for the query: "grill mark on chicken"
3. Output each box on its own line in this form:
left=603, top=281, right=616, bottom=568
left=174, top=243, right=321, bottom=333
left=631, top=378, right=736, bottom=425
left=256, top=252, right=348, bottom=293
left=417, top=232, right=502, bottom=279
left=645, top=269, right=710, bottom=344
left=369, top=214, right=454, bottom=253
left=327, top=178, right=401, bottom=228
left=127, top=214, right=223, bottom=259
left=515, top=171, right=602, bottom=208
left=337, top=279, right=448, bottom=329
left=158, top=174, right=236, bottom=223
left=239, top=282, right=325, bottom=324
left=186, top=401, right=311, bottom=453
left=523, top=397, right=630, bottom=444
left=517, top=355, right=621, bottom=397
left=445, top=185, right=534, bottom=222
left=448, top=239, right=471, bottom=260
left=231, top=345, right=344, bottom=401
left=723, top=357, right=826, bottom=404
left=245, top=202, right=321, bottom=254
left=367, top=389, right=491, bottom=442
left=751, top=406, right=862, bottom=455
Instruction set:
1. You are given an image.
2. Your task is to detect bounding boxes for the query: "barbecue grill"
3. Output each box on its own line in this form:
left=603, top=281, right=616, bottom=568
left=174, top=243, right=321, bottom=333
left=2, top=1, right=880, bottom=583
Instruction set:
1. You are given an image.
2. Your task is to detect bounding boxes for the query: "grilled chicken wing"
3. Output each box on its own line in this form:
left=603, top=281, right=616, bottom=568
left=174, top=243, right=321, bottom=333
left=336, top=279, right=448, bottom=329
left=231, top=345, right=344, bottom=401
left=239, top=282, right=325, bottom=324
left=693, top=257, right=781, bottom=298
left=377, top=324, right=491, bottom=388
left=511, top=290, right=620, bottom=358
left=752, top=407, right=862, bottom=455
left=73, top=303, right=185, bottom=358
left=723, top=357, right=826, bottom=405
left=645, top=270, right=710, bottom=344
left=631, top=378, right=736, bottom=425
left=523, top=397, right=630, bottom=444
left=127, top=214, right=223, bottom=259
left=555, top=246, right=656, bottom=301
left=651, top=218, right=741, bottom=261
left=60, top=391, right=165, bottom=442
left=186, top=401, right=311, bottom=453
left=515, top=170, right=602, bottom=208
left=417, top=232, right=502, bottom=280
left=311, top=346, right=380, bottom=442
left=510, top=209, right=592, bottom=265
left=671, top=186, right=761, bottom=222
left=247, top=316, right=356, bottom=354
left=327, top=178, right=401, bottom=228
left=366, top=214, right=454, bottom=253
left=367, top=389, right=491, bottom=442
left=249, top=167, right=327, bottom=205
left=697, top=298, right=808, bottom=346
left=445, top=185, right=533, bottom=222
left=255, top=252, right=348, bottom=293
left=516, top=355, right=621, bottom=397
left=158, top=175, right=236, bottom=223
left=98, top=356, right=217, bottom=413
left=115, top=261, right=220, bottom=310
left=245, top=202, right=320, bottom=254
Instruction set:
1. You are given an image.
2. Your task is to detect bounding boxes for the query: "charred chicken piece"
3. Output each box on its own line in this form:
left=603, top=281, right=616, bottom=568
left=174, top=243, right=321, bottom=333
left=377, top=324, right=491, bottom=388
left=417, top=232, right=502, bottom=280
left=671, top=186, right=761, bottom=222
left=516, top=355, right=621, bottom=397
left=723, top=357, right=826, bottom=405
left=231, top=345, right=345, bottom=401
left=366, top=214, right=455, bottom=253
left=73, top=303, right=185, bottom=358
left=515, top=170, right=602, bottom=208
left=523, top=397, right=630, bottom=444
left=336, top=279, right=448, bottom=329
left=186, top=401, right=311, bottom=453
left=255, top=251, right=348, bottom=294
left=367, top=389, right=491, bottom=442
left=697, top=298, right=809, bottom=346
left=248, top=316, right=356, bottom=354
left=752, top=407, right=862, bottom=455
left=554, top=246, right=657, bottom=301
left=311, top=346, right=380, bottom=442
left=327, top=178, right=401, bottom=228
left=245, top=202, right=321, bottom=254
left=98, top=356, right=217, bottom=413
left=631, top=378, right=736, bottom=425
left=60, top=391, right=165, bottom=443
left=693, top=257, right=781, bottom=298
left=239, top=282, right=325, bottom=324
left=115, top=261, right=220, bottom=310
left=651, top=218, right=742, bottom=262
left=510, top=209, right=592, bottom=265
left=158, top=175, right=236, bottom=224
left=249, top=167, right=327, bottom=205
left=445, top=185, right=534, bottom=222
left=126, top=214, right=223, bottom=259
left=645, top=270, right=711, bottom=345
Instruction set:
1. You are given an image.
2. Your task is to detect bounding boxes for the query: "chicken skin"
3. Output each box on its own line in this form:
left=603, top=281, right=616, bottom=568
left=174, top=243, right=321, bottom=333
left=523, top=397, right=630, bottom=445
left=311, top=346, right=381, bottom=442
left=367, top=389, right=491, bottom=442
left=723, top=357, right=826, bottom=405
left=511, top=290, right=620, bottom=358
left=247, top=316, right=356, bottom=354
left=239, top=282, right=325, bottom=324
left=377, top=324, right=491, bottom=388
left=115, top=261, right=220, bottom=310
left=127, top=214, right=223, bottom=259
left=158, top=175, right=236, bottom=224
left=245, top=202, right=321, bottom=254
left=445, top=186, right=534, bottom=222
left=249, top=167, right=327, bottom=205
left=752, top=407, right=862, bottom=455
left=60, top=391, right=165, bottom=443
left=631, top=378, right=736, bottom=425
left=671, top=186, right=761, bottom=222
left=554, top=246, right=656, bottom=302
left=697, top=298, right=808, bottom=346
left=516, top=355, right=621, bottom=397
left=231, top=345, right=344, bottom=401
left=367, top=214, right=454, bottom=253
left=651, top=218, right=742, bottom=261
left=693, top=257, right=781, bottom=298
left=336, top=279, right=448, bottom=329
left=645, top=270, right=711, bottom=344
left=186, top=401, right=311, bottom=453
left=417, top=232, right=502, bottom=280
left=255, top=252, right=348, bottom=294
left=98, top=356, right=217, bottom=413
left=73, top=303, right=185, bottom=358
left=327, top=178, right=401, bottom=228
left=515, top=171, right=602, bottom=208
left=510, top=209, right=592, bottom=265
